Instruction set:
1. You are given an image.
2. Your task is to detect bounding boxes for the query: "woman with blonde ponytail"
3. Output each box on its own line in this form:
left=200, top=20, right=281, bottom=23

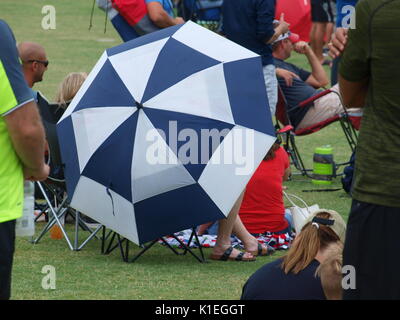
left=241, top=209, right=346, bottom=300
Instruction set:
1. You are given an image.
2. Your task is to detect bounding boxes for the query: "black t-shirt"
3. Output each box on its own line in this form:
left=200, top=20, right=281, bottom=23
left=241, top=258, right=326, bottom=300
left=274, top=58, right=321, bottom=129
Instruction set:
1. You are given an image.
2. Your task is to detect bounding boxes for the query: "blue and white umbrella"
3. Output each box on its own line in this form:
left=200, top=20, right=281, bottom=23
left=57, top=21, right=275, bottom=245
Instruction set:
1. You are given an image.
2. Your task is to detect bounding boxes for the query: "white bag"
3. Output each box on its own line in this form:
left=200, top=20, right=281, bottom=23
left=284, top=192, right=319, bottom=234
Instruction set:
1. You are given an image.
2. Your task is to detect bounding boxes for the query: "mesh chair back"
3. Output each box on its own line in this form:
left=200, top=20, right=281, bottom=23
left=36, top=92, right=64, bottom=179
left=276, top=85, right=291, bottom=126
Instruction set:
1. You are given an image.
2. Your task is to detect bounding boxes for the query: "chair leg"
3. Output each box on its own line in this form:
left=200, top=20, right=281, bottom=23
left=282, top=132, right=302, bottom=174
left=32, top=182, right=74, bottom=250
left=288, top=134, right=313, bottom=178
left=339, top=117, right=358, bottom=152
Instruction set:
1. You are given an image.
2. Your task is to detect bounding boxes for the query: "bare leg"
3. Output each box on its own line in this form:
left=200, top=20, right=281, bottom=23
left=310, top=22, right=327, bottom=63
left=232, top=216, right=260, bottom=253
left=197, top=222, right=213, bottom=236
left=309, top=23, right=316, bottom=46
left=325, top=22, right=334, bottom=46
left=211, top=192, right=254, bottom=259
left=233, top=216, right=273, bottom=255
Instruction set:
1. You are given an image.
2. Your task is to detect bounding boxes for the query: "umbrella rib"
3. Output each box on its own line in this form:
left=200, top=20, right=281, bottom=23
left=106, top=186, right=115, bottom=216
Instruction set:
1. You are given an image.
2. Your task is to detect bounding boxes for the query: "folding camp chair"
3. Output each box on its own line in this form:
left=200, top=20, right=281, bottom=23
left=275, top=86, right=360, bottom=178
left=32, top=92, right=102, bottom=250
left=101, top=227, right=206, bottom=263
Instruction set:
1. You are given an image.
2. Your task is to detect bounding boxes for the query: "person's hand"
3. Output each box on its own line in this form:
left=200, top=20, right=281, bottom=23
left=276, top=68, right=300, bottom=87
left=277, top=13, right=290, bottom=35
left=173, top=17, right=185, bottom=25
left=328, top=28, right=348, bottom=59
left=24, top=163, right=50, bottom=181
left=293, top=41, right=311, bottom=55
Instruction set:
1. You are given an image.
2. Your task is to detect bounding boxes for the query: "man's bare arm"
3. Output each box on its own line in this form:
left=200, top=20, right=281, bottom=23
left=294, top=42, right=329, bottom=88
left=338, top=75, right=369, bottom=108
left=147, top=2, right=184, bottom=28
left=4, top=100, right=49, bottom=181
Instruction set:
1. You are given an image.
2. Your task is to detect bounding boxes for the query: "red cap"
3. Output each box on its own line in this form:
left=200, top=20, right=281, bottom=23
left=288, top=32, right=300, bottom=43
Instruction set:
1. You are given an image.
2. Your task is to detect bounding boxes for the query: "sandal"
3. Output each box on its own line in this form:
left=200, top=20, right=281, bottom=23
left=210, top=247, right=256, bottom=262
left=249, top=243, right=275, bottom=257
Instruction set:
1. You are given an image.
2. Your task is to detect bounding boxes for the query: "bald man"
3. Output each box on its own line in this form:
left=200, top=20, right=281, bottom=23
left=18, top=42, right=48, bottom=99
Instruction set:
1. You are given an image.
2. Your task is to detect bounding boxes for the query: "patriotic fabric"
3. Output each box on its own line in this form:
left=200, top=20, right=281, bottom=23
left=159, top=229, right=294, bottom=250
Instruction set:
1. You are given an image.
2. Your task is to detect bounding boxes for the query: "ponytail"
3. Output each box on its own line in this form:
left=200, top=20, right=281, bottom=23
left=281, top=211, right=340, bottom=274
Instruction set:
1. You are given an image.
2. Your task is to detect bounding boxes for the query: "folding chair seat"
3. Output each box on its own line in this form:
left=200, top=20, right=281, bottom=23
left=32, top=92, right=102, bottom=250
left=275, top=85, right=360, bottom=177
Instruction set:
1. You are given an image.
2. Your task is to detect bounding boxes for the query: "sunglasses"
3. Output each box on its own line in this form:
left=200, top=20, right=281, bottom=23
left=27, top=59, right=49, bottom=67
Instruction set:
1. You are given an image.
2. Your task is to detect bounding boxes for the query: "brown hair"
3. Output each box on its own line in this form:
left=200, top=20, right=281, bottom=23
left=55, top=72, right=87, bottom=109
left=263, top=142, right=280, bottom=161
left=281, top=211, right=340, bottom=274
left=316, top=243, right=343, bottom=300
left=271, top=41, right=281, bottom=52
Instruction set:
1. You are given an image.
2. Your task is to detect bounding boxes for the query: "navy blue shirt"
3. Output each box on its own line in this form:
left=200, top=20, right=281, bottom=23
left=222, top=0, right=276, bottom=66
left=274, top=58, right=322, bottom=128
left=241, top=258, right=326, bottom=300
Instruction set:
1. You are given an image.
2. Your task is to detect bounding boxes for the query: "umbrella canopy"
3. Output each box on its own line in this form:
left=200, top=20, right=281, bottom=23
left=57, top=21, right=276, bottom=245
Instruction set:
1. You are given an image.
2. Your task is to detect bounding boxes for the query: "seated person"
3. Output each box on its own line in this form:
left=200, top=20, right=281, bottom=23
left=239, top=142, right=292, bottom=236
left=241, top=209, right=346, bottom=300
left=146, top=0, right=185, bottom=28
left=273, top=31, right=361, bottom=130
left=55, top=72, right=87, bottom=112
left=198, top=199, right=275, bottom=260
left=96, top=0, right=140, bottom=41
left=46, top=72, right=87, bottom=177
left=97, top=0, right=160, bottom=40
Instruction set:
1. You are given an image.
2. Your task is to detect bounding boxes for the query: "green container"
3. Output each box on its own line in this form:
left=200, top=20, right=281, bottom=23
left=312, top=146, right=334, bottom=185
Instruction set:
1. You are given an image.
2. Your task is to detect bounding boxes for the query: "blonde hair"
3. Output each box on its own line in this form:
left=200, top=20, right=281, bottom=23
left=316, top=243, right=343, bottom=300
left=55, top=72, right=87, bottom=109
left=281, top=211, right=341, bottom=274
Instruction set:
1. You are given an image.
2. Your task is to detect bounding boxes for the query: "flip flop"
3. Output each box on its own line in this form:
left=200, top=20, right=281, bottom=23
left=210, top=247, right=256, bottom=262
left=249, top=243, right=275, bottom=257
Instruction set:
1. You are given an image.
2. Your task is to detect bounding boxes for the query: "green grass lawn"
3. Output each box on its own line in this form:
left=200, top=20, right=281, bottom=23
left=1, top=0, right=353, bottom=300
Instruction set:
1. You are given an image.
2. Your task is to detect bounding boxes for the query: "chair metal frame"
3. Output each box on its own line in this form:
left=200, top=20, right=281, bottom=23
left=101, top=227, right=206, bottom=263
left=32, top=92, right=102, bottom=251
left=275, top=86, right=359, bottom=178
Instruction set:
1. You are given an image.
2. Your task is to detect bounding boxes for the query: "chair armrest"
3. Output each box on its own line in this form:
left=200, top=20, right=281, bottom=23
left=298, top=89, right=332, bottom=108
left=277, top=125, right=294, bottom=133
